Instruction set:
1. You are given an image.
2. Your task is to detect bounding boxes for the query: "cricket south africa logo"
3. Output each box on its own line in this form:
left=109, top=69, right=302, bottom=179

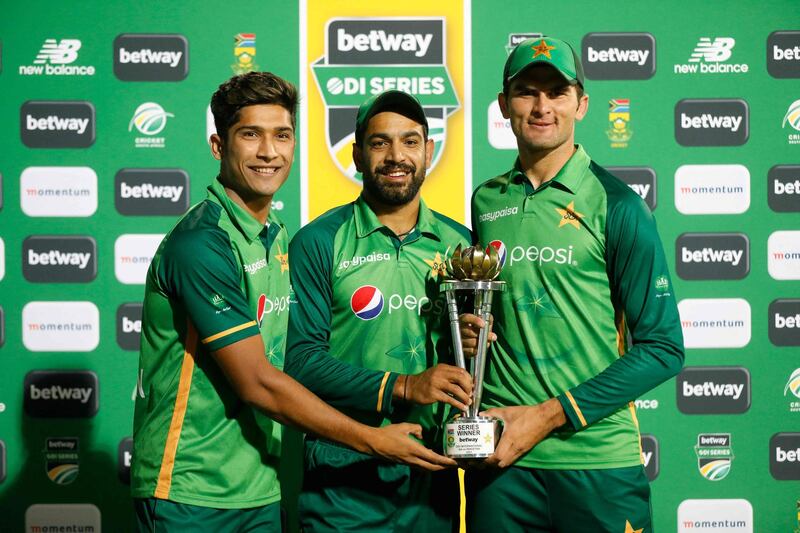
left=607, top=99, right=632, bottom=148
left=695, top=433, right=734, bottom=481
left=311, top=18, right=459, bottom=182
left=232, top=33, right=258, bottom=74
left=351, top=285, right=384, bottom=320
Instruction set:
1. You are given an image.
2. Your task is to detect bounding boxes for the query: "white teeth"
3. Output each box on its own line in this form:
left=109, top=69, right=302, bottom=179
left=251, top=167, right=278, bottom=175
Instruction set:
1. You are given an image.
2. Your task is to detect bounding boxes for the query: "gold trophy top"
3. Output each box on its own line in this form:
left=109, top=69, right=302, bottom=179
left=445, top=243, right=503, bottom=281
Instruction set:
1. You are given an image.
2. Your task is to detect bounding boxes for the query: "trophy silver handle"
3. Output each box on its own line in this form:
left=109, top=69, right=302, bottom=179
left=472, top=288, right=495, bottom=418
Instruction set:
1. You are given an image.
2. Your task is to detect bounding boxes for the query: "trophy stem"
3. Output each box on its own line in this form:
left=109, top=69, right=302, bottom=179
left=444, top=289, right=468, bottom=379
left=472, top=288, right=495, bottom=417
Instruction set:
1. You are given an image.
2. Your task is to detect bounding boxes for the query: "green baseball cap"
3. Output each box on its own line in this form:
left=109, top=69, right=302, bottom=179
left=503, top=36, right=585, bottom=90
left=355, top=90, right=428, bottom=144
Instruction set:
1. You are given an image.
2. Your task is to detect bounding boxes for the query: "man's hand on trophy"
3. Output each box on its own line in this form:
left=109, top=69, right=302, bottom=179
left=458, top=313, right=497, bottom=358
left=394, top=364, right=473, bottom=411
left=481, top=398, right=567, bottom=468
left=369, top=422, right=458, bottom=471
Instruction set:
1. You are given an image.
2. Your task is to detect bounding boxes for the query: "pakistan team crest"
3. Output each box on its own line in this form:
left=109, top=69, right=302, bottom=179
left=312, top=18, right=460, bottom=183
left=695, top=433, right=734, bottom=481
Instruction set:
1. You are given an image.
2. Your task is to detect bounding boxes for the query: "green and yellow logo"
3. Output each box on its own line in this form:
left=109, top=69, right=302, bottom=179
left=655, top=275, right=670, bottom=292
left=232, top=33, right=258, bottom=75
left=695, top=433, right=733, bottom=481
left=607, top=98, right=632, bottom=148
left=45, top=437, right=79, bottom=485
left=555, top=201, right=584, bottom=229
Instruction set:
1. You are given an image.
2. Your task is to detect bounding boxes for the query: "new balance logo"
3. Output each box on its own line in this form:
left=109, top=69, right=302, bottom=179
left=689, top=37, right=735, bottom=62
left=34, top=39, right=81, bottom=64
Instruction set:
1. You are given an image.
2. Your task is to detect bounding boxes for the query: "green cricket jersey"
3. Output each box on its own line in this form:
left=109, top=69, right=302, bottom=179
left=132, top=177, right=291, bottom=508
left=471, top=145, right=684, bottom=469
left=285, top=195, right=470, bottom=444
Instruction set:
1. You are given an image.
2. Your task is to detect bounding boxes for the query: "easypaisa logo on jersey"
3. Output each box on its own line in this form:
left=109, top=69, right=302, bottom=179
left=674, top=37, right=749, bottom=75
left=581, top=32, right=656, bottom=80
left=19, top=38, right=95, bottom=76
left=676, top=233, right=749, bottom=281
left=311, top=18, right=459, bottom=182
left=21, top=100, right=95, bottom=149
left=677, top=366, right=751, bottom=415
left=675, top=99, right=749, bottom=147
left=350, top=284, right=444, bottom=321
left=767, top=31, right=800, bottom=78
left=114, top=34, right=188, bottom=81
left=24, top=370, right=99, bottom=418
left=338, top=251, right=391, bottom=271
left=608, top=167, right=657, bottom=210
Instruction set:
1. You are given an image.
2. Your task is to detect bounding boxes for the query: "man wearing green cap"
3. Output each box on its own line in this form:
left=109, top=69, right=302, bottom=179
left=286, top=90, right=472, bottom=531
left=460, top=37, right=684, bottom=532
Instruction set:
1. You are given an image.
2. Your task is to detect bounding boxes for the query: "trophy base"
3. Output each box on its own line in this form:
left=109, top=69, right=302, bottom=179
left=444, top=416, right=501, bottom=459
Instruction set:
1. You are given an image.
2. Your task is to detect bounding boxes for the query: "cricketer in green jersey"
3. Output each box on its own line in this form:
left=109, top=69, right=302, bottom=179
left=286, top=90, right=473, bottom=532
left=460, top=37, right=685, bottom=532
left=132, top=73, right=456, bottom=533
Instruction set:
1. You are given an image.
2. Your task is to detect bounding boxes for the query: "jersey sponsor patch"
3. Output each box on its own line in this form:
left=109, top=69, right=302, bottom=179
left=351, top=285, right=384, bottom=320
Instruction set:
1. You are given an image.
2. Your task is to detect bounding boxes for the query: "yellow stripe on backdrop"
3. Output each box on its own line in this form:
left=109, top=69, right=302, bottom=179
left=305, top=0, right=467, bottom=224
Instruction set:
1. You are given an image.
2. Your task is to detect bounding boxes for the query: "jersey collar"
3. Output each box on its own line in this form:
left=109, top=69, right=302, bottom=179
left=207, top=176, right=284, bottom=244
left=507, top=144, right=590, bottom=196
left=353, top=194, right=441, bottom=241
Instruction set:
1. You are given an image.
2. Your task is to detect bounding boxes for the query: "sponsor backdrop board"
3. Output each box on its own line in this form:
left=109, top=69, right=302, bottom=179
left=470, top=1, right=799, bottom=531
left=0, top=1, right=300, bottom=532
left=1, top=1, right=799, bottom=532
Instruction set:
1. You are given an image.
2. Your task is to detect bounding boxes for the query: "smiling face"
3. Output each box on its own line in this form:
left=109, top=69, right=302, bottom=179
left=353, top=111, right=434, bottom=206
left=499, top=64, right=588, bottom=155
left=210, top=104, right=295, bottom=211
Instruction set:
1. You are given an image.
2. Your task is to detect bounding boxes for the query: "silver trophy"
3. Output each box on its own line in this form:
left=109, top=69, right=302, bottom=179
left=440, top=243, right=506, bottom=459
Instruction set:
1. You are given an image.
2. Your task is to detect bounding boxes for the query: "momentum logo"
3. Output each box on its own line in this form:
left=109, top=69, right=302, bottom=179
left=21, top=167, right=97, bottom=217
left=115, top=169, right=188, bottom=215
left=24, top=370, right=99, bottom=417
left=21, top=100, right=95, bottom=148
left=678, top=298, right=751, bottom=348
left=768, top=231, right=800, bottom=280
left=114, top=34, right=188, bottom=81
left=676, top=233, right=749, bottom=280
left=767, top=31, right=800, bottom=78
left=769, top=299, right=800, bottom=346
left=607, top=167, right=657, bottom=210
left=581, top=32, right=656, bottom=80
left=677, top=366, right=751, bottom=414
left=115, top=234, right=164, bottom=284
left=677, top=499, right=752, bottom=532
left=770, top=433, right=800, bottom=480
left=23, top=236, right=96, bottom=283
left=674, top=99, right=749, bottom=146
left=26, top=504, right=101, bottom=533
left=674, top=164, right=750, bottom=215
left=487, top=100, right=515, bottom=150
left=22, top=301, right=99, bottom=352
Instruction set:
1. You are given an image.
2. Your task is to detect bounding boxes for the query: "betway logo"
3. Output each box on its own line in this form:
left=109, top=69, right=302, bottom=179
left=118, top=47, right=182, bottom=67
left=26, top=114, right=89, bottom=134
left=28, top=249, right=91, bottom=269
left=768, top=31, right=800, bottom=78
left=683, top=381, right=744, bottom=400
left=586, top=46, right=649, bottom=65
left=509, top=245, right=575, bottom=266
left=681, top=247, right=743, bottom=266
left=677, top=366, right=751, bottom=414
left=680, top=113, right=742, bottom=132
left=119, top=182, right=183, bottom=202
left=30, top=384, right=93, bottom=404
left=769, top=299, right=800, bottom=346
left=336, top=28, right=432, bottom=57
left=770, top=433, right=800, bottom=480
left=768, top=164, right=800, bottom=214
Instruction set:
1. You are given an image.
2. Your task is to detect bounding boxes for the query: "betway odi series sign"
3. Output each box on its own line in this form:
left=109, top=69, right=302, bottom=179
left=306, top=1, right=466, bottom=221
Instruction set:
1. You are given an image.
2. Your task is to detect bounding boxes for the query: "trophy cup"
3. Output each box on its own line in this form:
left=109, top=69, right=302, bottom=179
left=440, top=243, right=506, bottom=459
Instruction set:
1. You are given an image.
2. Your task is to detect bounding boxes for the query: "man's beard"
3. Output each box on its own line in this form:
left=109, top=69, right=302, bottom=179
left=362, top=163, right=426, bottom=206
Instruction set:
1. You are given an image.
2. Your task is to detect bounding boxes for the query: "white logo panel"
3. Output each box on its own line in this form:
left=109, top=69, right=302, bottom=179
left=115, top=234, right=163, bottom=284
left=678, top=298, right=751, bottom=348
left=26, top=503, right=101, bottom=533
left=768, top=231, right=800, bottom=280
left=487, top=100, right=516, bottom=150
left=22, top=301, right=100, bottom=352
left=677, top=499, right=753, bottom=532
left=674, top=165, right=750, bottom=214
left=0, top=238, right=4, bottom=281
left=20, top=167, right=98, bottom=217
